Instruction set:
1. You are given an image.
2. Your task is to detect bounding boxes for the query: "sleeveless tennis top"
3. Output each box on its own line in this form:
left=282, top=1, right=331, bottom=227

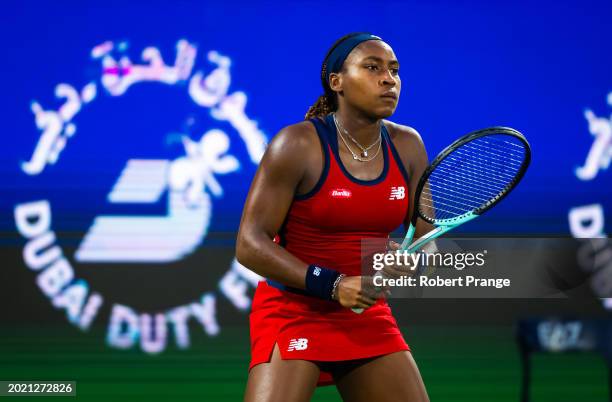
left=252, top=116, right=413, bottom=381
left=275, top=114, right=411, bottom=278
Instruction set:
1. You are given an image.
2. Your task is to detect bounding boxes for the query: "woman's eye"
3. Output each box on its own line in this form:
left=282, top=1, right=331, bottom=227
left=391, top=68, right=399, bottom=75
left=365, top=65, right=378, bottom=71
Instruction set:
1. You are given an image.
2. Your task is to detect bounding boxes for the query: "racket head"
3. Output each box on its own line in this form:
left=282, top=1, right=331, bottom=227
left=413, top=127, right=531, bottom=226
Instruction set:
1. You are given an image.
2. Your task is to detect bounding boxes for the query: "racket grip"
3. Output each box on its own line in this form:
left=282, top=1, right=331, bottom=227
left=352, top=307, right=364, bottom=314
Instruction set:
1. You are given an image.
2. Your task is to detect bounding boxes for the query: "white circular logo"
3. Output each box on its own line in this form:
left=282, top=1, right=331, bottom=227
left=14, top=39, right=265, bottom=353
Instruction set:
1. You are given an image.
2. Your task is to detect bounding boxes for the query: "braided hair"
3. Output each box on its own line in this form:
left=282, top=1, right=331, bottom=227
left=304, top=33, right=372, bottom=120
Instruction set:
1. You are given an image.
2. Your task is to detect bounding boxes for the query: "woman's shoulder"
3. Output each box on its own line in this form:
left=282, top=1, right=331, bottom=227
left=268, top=119, right=323, bottom=152
left=382, top=120, right=423, bottom=147
left=276, top=120, right=319, bottom=140
left=263, top=120, right=322, bottom=167
left=382, top=120, right=429, bottom=174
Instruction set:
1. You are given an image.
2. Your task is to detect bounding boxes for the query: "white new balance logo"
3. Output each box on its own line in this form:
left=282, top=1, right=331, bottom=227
left=287, top=338, right=309, bottom=351
left=389, top=186, right=405, bottom=200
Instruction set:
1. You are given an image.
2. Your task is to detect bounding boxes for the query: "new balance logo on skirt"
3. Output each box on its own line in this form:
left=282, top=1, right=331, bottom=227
left=389, top=186, right=405, bottom=200
left=287, top=338, right=309, bottom=351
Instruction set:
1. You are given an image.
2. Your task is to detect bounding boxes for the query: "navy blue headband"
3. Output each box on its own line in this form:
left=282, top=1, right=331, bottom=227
left=323, top=33, right=382, bottom=88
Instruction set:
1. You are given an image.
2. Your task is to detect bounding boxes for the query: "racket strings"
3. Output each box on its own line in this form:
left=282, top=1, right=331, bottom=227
left=420, top=184, right=486, bottom=214
left=426, top=183, right=490, bottom=205
left=434, top=165, right=513, bottom=193
left=444, top=142, right=523, bottom=180
left=451, top=150, right=522, bottom=179
left=422, top=190, right=487, bottom=211
left=462, top=139, right=526, bottom=163
left=432, top=165, right=508, bottom=197
left=419, top=200, right=472, bottom=217
left=419, top=133, right=527, bottom=222
left=422, top=180, right=494, bottom=209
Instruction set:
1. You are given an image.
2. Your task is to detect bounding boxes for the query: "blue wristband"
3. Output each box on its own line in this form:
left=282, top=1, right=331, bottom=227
left=304, top=264, right=340, bottom=301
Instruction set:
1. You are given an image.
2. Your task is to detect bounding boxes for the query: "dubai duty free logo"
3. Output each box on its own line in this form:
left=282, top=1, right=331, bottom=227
left=14, top=39, right=265, bottom=353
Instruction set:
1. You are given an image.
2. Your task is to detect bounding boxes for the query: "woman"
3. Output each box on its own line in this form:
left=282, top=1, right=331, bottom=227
left=236, top=33, right=431, bottom=402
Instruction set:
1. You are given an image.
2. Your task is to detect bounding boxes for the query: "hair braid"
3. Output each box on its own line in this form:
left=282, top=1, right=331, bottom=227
left=304, top=94, right=335, bottom=120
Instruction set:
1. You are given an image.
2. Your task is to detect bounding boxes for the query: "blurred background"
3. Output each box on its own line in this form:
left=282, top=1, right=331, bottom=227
left=1, top=0, right=611, bottom=400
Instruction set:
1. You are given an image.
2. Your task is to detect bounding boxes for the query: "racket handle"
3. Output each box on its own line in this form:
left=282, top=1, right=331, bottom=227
left=352, top=307, right=364, bottom=314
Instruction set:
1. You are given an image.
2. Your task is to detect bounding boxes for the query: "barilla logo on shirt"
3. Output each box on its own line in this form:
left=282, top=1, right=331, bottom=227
left=330, top=188, right=352, bottom=198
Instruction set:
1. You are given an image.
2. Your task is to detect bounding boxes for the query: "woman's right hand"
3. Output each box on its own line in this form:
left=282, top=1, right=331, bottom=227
left=335, top=276, right=386, bottom=310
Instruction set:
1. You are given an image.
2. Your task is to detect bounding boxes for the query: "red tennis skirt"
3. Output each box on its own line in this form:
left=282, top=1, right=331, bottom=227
left=249, top=281, right=410, bottom=386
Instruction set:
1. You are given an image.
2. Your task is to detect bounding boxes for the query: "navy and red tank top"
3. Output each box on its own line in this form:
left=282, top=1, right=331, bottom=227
left=274, top=114, right=411, bottom=278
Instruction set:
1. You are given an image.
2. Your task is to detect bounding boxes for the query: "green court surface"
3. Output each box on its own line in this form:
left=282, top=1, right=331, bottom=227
left=0, top=325, right=607, bottom=401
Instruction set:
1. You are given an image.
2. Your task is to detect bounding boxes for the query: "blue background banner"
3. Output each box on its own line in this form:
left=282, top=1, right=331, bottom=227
left=2, top=0, right=610, bottom=237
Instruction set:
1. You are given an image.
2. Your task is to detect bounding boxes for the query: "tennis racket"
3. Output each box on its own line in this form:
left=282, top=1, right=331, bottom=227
left=353, top=126, right=531, bottom=313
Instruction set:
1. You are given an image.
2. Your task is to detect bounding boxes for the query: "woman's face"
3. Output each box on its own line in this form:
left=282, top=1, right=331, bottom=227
left=331, top=40, right=401, bottom=119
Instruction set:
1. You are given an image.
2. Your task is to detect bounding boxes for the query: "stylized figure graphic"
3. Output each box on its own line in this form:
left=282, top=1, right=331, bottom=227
left=169, top=129, right=239, bottom=205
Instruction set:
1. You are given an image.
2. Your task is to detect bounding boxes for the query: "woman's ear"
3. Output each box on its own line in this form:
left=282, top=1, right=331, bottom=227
left=329, top=73, right=342, bottom=92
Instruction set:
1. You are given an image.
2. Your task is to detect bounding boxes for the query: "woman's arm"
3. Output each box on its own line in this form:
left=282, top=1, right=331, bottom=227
left=236, top=122, right=315, bottom=289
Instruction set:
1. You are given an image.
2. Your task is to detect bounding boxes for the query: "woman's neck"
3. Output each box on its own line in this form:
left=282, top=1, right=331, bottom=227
left=333, top=107, right=382, bottom=145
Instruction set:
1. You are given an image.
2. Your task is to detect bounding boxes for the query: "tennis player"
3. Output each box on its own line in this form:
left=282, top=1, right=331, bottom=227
left=236, top=33, right=430, bottom=402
